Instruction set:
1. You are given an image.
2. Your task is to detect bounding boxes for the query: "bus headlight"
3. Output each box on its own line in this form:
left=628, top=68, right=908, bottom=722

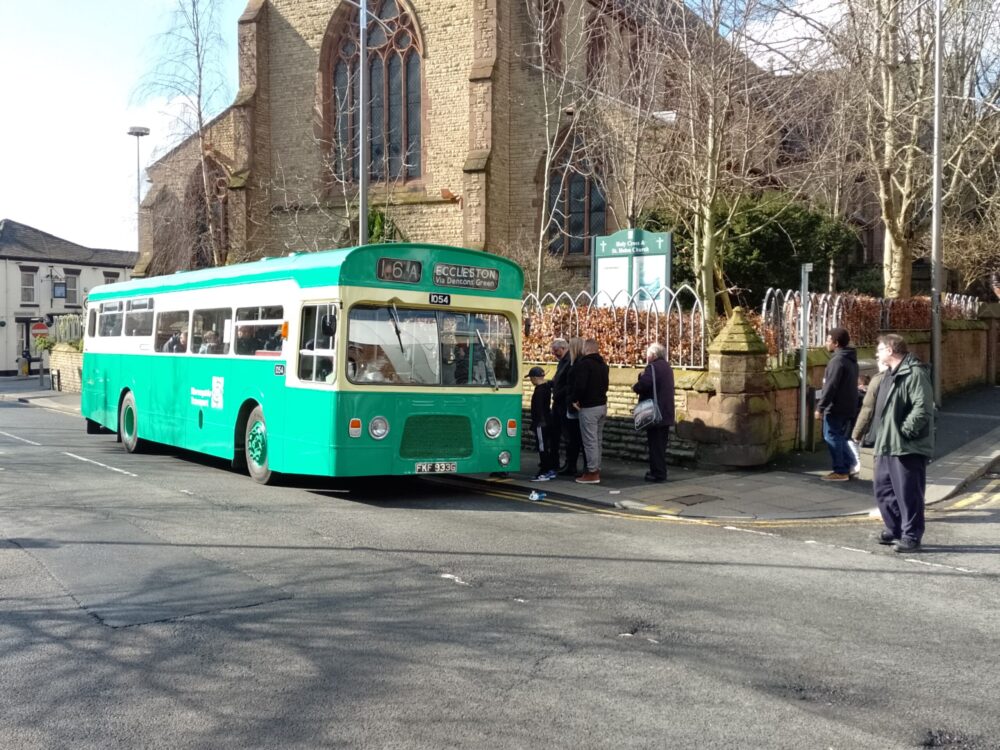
left=369, top=416, right=390, bottom=440
left=484, top=417, right=502, bottom=439
left=498, top=450, right=512, bottom=466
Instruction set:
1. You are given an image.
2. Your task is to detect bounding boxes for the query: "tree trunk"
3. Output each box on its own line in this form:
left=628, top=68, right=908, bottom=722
left=882, top=232, right=912, bottom=298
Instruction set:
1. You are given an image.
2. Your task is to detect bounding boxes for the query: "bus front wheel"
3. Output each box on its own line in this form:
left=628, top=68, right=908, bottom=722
left=119, top=392, right=142, bottom=454
left=244, top=405, right=274, bottom=484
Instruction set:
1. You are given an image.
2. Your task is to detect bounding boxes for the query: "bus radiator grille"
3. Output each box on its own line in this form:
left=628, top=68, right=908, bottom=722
left=399, top=415, right=473, bottom=459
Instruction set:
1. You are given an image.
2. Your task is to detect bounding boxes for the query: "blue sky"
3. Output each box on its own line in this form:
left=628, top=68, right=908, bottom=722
left=0, top=1, right=246, bottom=253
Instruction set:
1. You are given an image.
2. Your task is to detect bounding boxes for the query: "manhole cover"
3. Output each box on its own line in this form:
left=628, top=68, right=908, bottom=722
left=672, top=494, right=721, bottom=506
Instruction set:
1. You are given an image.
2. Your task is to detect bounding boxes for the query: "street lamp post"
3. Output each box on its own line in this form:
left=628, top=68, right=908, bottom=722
left=127, top=126, right=150, bottom=221
left=930, top=0, right=944, bottom=405
left=358, top=4, right=369, bottom=245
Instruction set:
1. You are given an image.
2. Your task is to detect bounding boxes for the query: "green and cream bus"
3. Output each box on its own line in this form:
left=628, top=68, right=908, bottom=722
left=81, top=244, right=523, bottom=483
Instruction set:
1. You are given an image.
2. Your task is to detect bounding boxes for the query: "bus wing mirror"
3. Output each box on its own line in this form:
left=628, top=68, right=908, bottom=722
left=321, top=314, right=336, bottom=337
left=523, top=317, right=531, bottom=336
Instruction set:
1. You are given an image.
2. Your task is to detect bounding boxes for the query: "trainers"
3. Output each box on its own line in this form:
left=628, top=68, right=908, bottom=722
left=894, top=538, right=922, bottom=553
left=821, top=472, right=851, bottom=482
left=530, top=473, right=552, bottom=482
left=575, top=471, right=601, bottom=484
left=873, top=529, right=897, bottom=545
left=543, top=470, right=558, bottom=480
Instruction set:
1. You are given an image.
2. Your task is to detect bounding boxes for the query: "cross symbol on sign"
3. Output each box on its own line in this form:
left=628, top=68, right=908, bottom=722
left=657, top=236, right=664, bottom=250
left=600, top=240, right=607, bottom=252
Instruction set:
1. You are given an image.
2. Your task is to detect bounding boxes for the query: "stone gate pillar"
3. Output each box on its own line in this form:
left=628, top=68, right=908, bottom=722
left=684, top=307, right=776, bottom=466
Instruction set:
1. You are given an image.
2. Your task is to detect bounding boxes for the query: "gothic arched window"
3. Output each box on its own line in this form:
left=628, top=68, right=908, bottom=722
left=326, top=0, right=422, bottom=183
left=547, top=141, right=606, bottom=257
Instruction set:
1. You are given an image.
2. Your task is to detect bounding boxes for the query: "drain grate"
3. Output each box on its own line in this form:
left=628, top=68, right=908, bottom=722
left=671, top=494, right=722, bottom=506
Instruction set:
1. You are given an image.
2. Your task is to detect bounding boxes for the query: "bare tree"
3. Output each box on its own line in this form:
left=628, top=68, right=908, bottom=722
left=575, top=5, right=674, bottom=232
left=519, top=0, right=604, bottom=296
left=137, top=0, right=232, bottom=269
left=939, top=212, right=1000, bottom=294
left=642, top=0, right=825, bottom=318
left=773, top=0, right=1000, bottom=297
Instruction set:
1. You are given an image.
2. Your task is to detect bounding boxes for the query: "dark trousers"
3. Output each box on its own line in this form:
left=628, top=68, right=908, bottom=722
left=563, top=415, right=582, bottom=471
left=534, top=425, right=556, bottom=473
left=823, top=414, right=853, bottom=475
left=550, top=406, right=565, bottom=468
left=646, top=424, right=670, bottom=479
left=874, top=454, right=927, bottom=543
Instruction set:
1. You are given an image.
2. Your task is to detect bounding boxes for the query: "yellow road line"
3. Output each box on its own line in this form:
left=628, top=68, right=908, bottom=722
left=944, top=478, right=1000, bottom=510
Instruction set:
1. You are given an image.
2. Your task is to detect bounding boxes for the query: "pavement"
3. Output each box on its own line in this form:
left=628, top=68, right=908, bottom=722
left=2, top=375, right=998, bottom=521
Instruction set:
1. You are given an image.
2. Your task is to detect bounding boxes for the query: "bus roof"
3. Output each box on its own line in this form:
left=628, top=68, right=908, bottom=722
left=88, top=243, right=525, bottom=302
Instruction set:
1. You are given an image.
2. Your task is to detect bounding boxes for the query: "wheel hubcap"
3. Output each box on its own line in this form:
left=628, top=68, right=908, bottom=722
left=247, top=420, right=267, bottom=466
left=124, top=407, right=135, bottom=439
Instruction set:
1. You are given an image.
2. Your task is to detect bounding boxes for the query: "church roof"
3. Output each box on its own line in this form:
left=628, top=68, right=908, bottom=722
left=0, top=219, right=138, bottom=268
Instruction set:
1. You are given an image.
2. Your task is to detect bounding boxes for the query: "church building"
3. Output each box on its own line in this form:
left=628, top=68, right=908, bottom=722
left=135, top=0, right=611, bottom=284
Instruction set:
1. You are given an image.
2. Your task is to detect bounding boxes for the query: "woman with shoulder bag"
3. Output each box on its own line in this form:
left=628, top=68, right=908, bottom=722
left=632, top=343, right=676, bottom=483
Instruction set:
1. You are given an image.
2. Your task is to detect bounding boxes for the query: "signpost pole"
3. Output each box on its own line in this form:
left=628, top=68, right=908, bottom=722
left=798, top=263, right=813, bottom=450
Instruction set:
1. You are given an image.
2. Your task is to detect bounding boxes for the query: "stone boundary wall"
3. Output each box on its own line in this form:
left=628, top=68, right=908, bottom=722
left=49, top=345, right=83, bottom=394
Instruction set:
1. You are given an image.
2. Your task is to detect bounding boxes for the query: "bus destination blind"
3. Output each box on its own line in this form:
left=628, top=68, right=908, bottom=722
left=433, top=263, right=500, bottom=290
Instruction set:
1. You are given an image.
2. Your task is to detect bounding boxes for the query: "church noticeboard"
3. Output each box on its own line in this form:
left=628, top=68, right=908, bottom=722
left=592, top=229, right=672, bottom=304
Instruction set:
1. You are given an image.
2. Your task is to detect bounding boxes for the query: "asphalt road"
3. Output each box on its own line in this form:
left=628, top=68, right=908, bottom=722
left=2, top=400, right=999, bottom=749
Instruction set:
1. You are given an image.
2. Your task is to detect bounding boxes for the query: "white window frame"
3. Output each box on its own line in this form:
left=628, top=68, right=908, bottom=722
left=65, top=273, right=79, bottom=305
left=20, top=270, right=36, bottom=303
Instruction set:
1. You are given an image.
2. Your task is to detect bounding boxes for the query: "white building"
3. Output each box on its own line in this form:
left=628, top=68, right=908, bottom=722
left=0, top=219, right=137, bottom=375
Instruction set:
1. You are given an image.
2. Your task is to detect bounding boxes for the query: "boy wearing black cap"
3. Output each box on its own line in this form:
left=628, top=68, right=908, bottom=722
left=527, top=366, right=557, bottom=481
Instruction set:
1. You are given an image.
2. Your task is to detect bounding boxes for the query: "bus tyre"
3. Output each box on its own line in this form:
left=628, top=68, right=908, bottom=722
left=244, top=405, right=273, bottom=484
left=119, top=392, right=142, bottom=454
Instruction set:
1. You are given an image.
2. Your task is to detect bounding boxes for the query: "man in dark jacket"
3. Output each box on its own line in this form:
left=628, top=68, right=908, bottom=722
left=816, top=327, right=859, bottom=481
left=871, top=334, right=934, bottom=553
left=571, top=338, right=610, bottom=484
left=632, top=342, right=676, bottom=482
left=549, top=338, right=571, bottom=472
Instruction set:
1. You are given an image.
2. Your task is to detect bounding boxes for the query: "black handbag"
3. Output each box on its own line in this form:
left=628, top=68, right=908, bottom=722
left=633, top=363, right=663, bottom=430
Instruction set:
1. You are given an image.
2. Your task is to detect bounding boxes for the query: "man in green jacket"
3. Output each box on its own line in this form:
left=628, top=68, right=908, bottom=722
left=871, top=334, right=934, bottom=553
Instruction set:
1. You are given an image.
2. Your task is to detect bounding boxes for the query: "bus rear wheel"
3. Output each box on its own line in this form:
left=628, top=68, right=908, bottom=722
left=244, top=405, right=274, bottom=484
left=119, top=392, right=142, bottom=454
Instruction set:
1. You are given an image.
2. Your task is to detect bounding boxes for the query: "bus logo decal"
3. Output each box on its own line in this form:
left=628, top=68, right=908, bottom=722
left=376, top=257, right=422, bottom=284
left=190, top=387, right=211, bottom=408
left=211, top=377, right=224, bottom=410
left=189, top=378, right=224, bottom=410
left=432, top=263, right=500, bottom=290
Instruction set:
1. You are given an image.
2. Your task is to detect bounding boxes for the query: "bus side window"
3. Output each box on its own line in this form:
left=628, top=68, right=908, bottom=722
left=193, top=308, right=231, bottom=355
left=235, top=305, right=284, bottom=355
left=155, top=310, right=190, bottom=353
left=98, top=302, right=124, bottom=337
left=87, top=308, right=96, bottom=338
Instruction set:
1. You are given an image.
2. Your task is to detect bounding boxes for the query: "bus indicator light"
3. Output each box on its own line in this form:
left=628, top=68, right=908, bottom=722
left=506, top=419, right=517, bottom=437
left=281, top=321, right=289, bottom=339
left=349, top=418, right=362, bottom=437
